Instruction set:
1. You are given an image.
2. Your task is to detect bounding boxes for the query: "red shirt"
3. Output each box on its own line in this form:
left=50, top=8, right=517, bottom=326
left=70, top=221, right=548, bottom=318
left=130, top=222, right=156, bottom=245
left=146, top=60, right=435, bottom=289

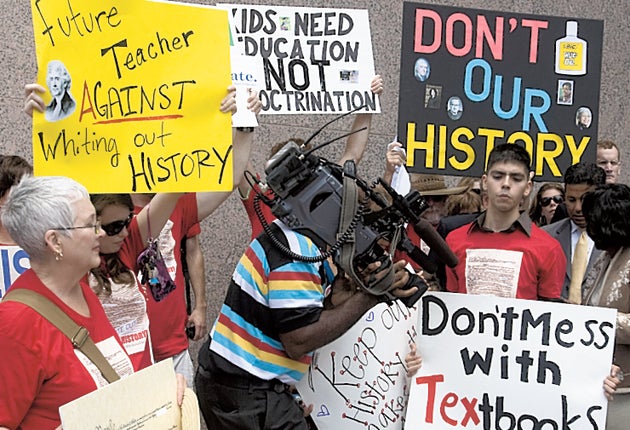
left=445, top=212, right=564, bottom=300
left=0, top=270, right=133, bottom=430
left=241, top=183, right=276, bottom=240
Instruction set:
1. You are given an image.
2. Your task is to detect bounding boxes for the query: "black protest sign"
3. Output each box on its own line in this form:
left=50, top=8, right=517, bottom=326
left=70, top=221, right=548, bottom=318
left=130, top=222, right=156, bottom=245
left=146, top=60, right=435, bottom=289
left=398, top=2, right=603, bottom=180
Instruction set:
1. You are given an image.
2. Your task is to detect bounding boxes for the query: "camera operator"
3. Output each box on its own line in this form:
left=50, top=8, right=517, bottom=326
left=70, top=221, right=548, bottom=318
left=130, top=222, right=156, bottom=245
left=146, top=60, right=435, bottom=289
left=195, top=219, right=417, bottom=430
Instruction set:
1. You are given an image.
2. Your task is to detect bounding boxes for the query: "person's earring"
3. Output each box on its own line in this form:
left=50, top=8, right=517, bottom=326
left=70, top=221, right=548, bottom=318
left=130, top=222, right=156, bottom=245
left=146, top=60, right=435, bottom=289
left=55, top=249, right=64, bottom=261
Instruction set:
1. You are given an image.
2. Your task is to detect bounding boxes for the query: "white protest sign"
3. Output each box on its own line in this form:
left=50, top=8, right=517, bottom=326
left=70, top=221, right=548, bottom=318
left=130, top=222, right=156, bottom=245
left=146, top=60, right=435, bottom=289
left=296, top=301, right=418, bottom=430
left=406, top=292, right=616, bottom=430
left=226, top=9, right=261, bottom=128
left=0, top=245, right=30, bottom=298
left=218, top=4, right=379, bottom=114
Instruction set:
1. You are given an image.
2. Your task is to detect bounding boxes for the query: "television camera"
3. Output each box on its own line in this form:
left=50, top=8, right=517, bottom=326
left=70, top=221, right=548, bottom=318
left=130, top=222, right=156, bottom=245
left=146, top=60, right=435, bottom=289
left=249, top=118, right=457, bottom=308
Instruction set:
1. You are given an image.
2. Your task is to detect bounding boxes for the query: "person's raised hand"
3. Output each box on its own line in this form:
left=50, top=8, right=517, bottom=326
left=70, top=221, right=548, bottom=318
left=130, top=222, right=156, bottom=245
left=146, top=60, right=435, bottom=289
left=220, top=85, right=237, bottom=115
left=388, top=260, right=417, bottom=299
left=385, top=141, right=406, bottom=175
left=24, top=83, right=46, bottom=117
left=246, top=88, right=263, bottom=115
left=370, top=74, right=384, bottom=96
left=357, top=259, right=416, bottom=299
left=405, top=342, right=423, bottom=377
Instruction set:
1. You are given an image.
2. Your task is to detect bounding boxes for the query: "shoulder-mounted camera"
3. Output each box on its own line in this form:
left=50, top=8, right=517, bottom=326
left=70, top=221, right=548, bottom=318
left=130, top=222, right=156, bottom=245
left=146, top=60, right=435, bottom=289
left=249, top=111, right=457, bottom=307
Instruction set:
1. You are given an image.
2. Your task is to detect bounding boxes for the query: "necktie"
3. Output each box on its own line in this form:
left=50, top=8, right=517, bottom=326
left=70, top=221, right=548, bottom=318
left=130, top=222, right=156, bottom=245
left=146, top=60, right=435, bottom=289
left=568, top=231, right=588, bottom=304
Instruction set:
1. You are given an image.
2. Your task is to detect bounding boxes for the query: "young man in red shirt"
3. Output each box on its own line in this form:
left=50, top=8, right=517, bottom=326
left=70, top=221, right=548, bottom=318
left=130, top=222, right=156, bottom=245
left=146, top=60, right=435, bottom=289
left=445, top=143, right=564, bottom=301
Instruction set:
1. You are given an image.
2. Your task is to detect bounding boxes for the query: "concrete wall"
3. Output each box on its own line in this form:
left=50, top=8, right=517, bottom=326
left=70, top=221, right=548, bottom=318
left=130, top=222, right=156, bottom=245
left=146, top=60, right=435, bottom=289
left=1, top=0, right=628, bottom=376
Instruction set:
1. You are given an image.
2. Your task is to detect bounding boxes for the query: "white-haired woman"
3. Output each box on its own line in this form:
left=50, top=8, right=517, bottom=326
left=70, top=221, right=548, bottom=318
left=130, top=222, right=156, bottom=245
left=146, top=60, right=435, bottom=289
left=0, top=176, right=131, bottom=428
left=0, top=176, right=185, bottom=430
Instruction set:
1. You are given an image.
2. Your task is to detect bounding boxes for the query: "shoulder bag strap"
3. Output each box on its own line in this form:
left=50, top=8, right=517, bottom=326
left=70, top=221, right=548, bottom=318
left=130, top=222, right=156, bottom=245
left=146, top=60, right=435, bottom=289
left=337, top=163, right=395, bottom=296
left=2, top=289, right=120, bottom=383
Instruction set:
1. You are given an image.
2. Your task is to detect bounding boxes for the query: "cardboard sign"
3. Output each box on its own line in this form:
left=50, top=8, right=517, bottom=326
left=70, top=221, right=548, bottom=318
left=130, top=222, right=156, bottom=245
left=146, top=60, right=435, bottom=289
left=219, top=4, right=379, bottom=114
left=296, top=301, right=418, bottom=430
left=31, top=0, right=232, bottom=192
left=397, top=3, right=603, bottom=180
left=405, top=292, right=616, bottom=429
left=59, top=359, right=184, bottom=430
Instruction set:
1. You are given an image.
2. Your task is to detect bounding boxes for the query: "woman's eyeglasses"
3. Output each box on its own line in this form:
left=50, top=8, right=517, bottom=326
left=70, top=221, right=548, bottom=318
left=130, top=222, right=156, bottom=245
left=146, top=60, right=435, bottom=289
left=540, top=195, right=564, bottom=207
left=52, top=220, right=101, bottom=235
left=101, top=214, right=133, bottom=236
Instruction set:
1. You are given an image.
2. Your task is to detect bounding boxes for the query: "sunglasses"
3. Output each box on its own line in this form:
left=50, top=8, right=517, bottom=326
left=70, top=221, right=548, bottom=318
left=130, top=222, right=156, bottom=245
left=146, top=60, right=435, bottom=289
left=101, top=214, right=133, bottom=236
left=540, top=195, right=564, bottom=207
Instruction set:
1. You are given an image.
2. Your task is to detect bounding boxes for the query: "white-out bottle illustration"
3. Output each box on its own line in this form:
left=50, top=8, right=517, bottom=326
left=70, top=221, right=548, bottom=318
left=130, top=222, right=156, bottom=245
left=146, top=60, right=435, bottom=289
left=555, top=20, right=587, bottom=75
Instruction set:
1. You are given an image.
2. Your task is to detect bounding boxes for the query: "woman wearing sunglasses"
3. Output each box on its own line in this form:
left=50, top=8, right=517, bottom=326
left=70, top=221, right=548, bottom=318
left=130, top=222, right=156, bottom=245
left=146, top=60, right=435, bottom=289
left=86, top=193, right=171, bottom=370
left=87, top=189, right=256, bottom=371
left=528, top=183, right=565, bottom=227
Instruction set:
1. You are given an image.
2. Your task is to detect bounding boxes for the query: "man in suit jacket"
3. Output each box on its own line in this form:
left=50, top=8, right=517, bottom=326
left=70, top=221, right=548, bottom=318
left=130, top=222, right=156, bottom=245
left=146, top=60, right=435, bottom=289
left=543, top=162, right=606, bottom=300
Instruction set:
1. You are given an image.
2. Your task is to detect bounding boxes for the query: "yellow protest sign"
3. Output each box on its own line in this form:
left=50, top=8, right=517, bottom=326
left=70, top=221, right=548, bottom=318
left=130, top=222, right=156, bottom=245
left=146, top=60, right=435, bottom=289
left=31, top=0, right=232, bottom=193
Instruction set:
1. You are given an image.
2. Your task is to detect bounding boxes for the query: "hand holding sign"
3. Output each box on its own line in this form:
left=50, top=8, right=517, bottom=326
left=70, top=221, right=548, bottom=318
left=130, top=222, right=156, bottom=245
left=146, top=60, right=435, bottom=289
left=604, top=365, right=623, bottom=401
left=23, top=83, right=46, bottom=117
left=405, top=342, right=423, bottom=377
left=220, top=85, right=237, bottom=114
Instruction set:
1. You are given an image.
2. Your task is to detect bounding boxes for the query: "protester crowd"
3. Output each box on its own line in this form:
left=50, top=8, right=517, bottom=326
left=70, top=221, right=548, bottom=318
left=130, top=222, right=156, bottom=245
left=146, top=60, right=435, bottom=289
left=0, top=53, right=627, bottom=430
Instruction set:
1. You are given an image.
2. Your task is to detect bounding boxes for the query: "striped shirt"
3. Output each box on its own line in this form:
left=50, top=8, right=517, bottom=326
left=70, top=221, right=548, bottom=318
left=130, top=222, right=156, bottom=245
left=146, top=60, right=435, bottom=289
left=208, top=221, right=333, bottom=384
